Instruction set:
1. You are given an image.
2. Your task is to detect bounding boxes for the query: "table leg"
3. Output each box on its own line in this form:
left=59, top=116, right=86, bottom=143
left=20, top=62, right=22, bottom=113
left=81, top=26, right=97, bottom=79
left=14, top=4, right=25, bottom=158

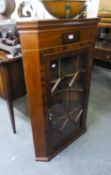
left=6, top=96, right=16, bottom=134
left=1, top=65, right=16, bottom=134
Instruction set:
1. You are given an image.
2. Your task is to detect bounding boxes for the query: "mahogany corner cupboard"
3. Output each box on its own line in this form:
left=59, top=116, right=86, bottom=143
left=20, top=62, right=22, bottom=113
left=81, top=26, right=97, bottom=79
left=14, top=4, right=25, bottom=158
left=17, top=18, right=99, bottom=161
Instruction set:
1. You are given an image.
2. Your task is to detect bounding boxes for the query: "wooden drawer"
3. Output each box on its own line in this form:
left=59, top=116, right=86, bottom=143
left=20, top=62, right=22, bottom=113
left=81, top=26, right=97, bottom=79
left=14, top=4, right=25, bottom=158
left=39, top=28, right=97, bottom=49
left=94, top=49, right=111, bottom=62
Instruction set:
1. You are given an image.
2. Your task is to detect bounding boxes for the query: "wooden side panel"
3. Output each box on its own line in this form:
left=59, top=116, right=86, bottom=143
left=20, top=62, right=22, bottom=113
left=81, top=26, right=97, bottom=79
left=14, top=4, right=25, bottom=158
left=22, top=50, right=48, bottom=158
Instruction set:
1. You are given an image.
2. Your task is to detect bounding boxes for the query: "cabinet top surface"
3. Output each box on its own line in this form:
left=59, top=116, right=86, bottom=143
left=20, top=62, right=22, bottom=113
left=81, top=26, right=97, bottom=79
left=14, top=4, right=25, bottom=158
left=17, top=18, right=100, bottom=31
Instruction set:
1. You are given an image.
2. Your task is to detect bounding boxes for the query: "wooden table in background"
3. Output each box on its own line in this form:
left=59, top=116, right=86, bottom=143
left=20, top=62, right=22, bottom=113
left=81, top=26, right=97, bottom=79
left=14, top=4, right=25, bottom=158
left=0, top=51, right=26, bottom=133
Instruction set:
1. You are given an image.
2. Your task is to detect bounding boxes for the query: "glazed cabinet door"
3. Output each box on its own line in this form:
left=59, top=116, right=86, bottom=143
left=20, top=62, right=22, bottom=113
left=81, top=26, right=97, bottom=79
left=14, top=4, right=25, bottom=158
left=43, top=48, right=90, bottom=153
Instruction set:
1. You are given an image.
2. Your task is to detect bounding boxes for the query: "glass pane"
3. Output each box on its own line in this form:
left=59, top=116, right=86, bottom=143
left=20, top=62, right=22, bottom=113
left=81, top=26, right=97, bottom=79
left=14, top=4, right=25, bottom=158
left=47, top=52, right=87, bottom=148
